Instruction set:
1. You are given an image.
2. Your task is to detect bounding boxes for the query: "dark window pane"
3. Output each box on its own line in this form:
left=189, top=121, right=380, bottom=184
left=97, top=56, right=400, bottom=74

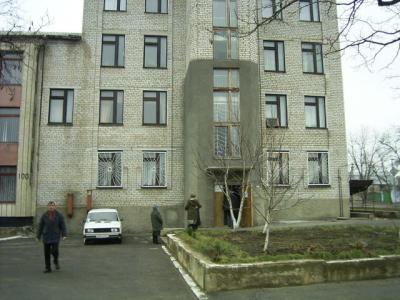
left=0, top=166, right=16, bottom=202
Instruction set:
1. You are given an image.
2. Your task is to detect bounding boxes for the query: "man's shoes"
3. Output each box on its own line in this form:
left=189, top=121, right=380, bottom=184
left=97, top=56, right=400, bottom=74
left=43, top=269, right=52, bottom=273
left=54, top=262, right=60, bottom=270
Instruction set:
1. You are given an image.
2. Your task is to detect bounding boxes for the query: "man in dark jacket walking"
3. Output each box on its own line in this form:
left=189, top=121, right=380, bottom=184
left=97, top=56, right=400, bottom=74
left=150, top=205, right=163, bottom=244
left=37, top=201, right=67, bottom=273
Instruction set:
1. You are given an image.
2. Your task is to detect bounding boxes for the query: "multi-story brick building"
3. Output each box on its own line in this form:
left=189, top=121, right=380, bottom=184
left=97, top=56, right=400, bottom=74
left=0, top=0, right=349, bottom=232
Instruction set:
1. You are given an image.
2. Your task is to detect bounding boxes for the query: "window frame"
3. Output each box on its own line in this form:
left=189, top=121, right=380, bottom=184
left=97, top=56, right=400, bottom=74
left=213, top=0, right=238, bottom=28
left=307, top=151, right=329, bottom=186
left=143, top=36, right=168, bottom=69
left=0, top=52, right=23, bottom=85
left=103, top=0, right=127, bottom=11
left=97, top=151, right=123, bottom=188
left=299, top=0, right=320, bottom=22
left=301, top=42, right=324, bottom=74
left=142, top=151, right=167, bottom=188
left=262, top=0, right=283, bottom=19
left=142, top=91, right=167, bottom=126
left=263, top=40, right=285, bottom=72
left=213, top=68, right=241, bottom=158
left=99, top=90, right=124, bottom=125
left=101, top=34, right=125, bottom=68
left=267, top=151, right=290, bottom=186
left=213, top=27, right=239, bottom=60
left=0, top=108, right=20, bottom=143
left=304, top=96, right=326, bottom=129
left=265, top=94, right=288, bottom=128
left=48, top=89, right=74, bottom=125
left=0, top=166, right=17, bottom=203
left=145, top=0, right=168, bottom=14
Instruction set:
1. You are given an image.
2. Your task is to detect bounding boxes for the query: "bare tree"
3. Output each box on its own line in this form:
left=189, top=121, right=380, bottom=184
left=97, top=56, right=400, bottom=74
left=251, top=127, right=305, bottom=251
left=237, top=0, right=400, bottom=68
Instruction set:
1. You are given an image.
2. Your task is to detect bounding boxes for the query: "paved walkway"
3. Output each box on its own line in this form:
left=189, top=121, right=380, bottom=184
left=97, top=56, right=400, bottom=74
left=0, top=235, right=197, bottom=300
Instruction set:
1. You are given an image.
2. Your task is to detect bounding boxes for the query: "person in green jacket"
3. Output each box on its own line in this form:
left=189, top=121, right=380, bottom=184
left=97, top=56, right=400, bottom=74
left=150, top=205, right=163, bottom=244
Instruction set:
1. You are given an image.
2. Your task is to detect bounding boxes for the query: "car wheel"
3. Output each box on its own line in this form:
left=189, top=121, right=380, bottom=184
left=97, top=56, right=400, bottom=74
left=83, top=238, right=87, bottom=245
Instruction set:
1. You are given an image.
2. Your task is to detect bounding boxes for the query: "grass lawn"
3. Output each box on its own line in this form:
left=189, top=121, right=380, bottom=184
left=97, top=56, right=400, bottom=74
left=176, top=225, right=400, bottom=264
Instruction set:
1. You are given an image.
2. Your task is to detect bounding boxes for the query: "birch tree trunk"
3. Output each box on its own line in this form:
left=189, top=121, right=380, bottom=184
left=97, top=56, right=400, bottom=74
left=263, top=212, right=271, bottom=252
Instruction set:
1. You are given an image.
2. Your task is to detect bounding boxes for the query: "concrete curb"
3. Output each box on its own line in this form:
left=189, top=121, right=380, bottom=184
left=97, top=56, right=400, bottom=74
left=165, top=234, right=400, bottom=292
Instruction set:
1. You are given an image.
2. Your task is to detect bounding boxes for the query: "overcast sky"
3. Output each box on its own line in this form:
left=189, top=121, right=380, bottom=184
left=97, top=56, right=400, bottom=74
left=12, top=0, right=400, bottom=135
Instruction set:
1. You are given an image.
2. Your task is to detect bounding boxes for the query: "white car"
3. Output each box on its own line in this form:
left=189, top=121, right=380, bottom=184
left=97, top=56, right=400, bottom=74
left=83, top=208, right=122, bottom=245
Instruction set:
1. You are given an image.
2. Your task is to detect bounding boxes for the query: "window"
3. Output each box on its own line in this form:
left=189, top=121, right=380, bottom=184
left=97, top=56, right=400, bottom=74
left=143, top=152, right=166, bottom=187
left=0, top=166, right=16, bottom=202
left=213, top=69, right=240, bottom=158
left=104, top=0, right=126, bottom=11
left=101, top=35, right=125, bottom=67
left=98, top=151, right=122, bottom=187
left=302, top=43, right=323, bottom=74
left=305, top=96, right=326, bottom=128
left=264, top=41, right=285, bottom=72
left=48, top=89, right=74, bottom=124
left=213, top=0, right=237, bottom=27
left=308, top=152, right=329, bottom=185
left=299, top=0, right=320, bottom=22
left=0, top=108, right=19, bottom=143
left=145, top=0, right=168, bottom=13
left=143, top=91, right=167, bottom=125
left=144, top=36, right=167, bottom=68
left=0, top=53, right=22, bottom=85
left=214, top=29, right=238, bottom=60
left=99, top=90, right=124, bottom=125
left=262, top=0, right=282, bottom=19
left=265, top=94, right=287, bottom=127
left=267, top=152, right=289, bottom=185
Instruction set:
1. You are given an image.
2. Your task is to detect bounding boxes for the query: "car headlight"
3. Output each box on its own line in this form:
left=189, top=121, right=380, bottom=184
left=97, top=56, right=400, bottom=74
left=111, top=228, right=119, bottom=232
left=85, top=229, right=94, bottom=233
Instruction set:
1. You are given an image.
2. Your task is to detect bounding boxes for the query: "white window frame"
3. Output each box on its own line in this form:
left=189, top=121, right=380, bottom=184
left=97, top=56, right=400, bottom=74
left=307, top=151, right=329, bottom=186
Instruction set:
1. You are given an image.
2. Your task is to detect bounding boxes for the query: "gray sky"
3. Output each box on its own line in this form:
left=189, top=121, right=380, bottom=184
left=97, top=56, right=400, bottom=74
left=14, top=0, right=400, bottom=135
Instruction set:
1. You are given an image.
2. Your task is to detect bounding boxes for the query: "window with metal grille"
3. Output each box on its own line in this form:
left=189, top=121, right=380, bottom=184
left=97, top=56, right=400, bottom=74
left=142, top=152, right=166, bottom=187
left=98, top=151, right=122, bottom=187
left=267, top=152, right=289, bottom=185
left=308, top=152, right=329, bottom=185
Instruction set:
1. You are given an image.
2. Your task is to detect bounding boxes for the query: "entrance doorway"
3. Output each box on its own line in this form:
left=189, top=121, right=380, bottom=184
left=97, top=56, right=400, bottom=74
left=214, top=185, right=252, bottom=227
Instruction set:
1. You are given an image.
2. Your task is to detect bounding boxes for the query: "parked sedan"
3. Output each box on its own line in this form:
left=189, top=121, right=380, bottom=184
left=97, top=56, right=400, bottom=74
left=83, top=208, right=122, bottom=245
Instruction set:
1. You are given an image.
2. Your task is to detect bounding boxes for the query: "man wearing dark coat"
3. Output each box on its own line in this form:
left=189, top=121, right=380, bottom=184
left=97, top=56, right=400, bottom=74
left=37, top=201, right=67, bottom=273
left=150, top=205, right=163, bottom=244
left=185, top=194, right=202, bottom=230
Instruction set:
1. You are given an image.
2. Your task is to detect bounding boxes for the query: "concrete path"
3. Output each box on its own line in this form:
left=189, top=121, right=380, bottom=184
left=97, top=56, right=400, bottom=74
left=0, top=235, right=197, bottom=300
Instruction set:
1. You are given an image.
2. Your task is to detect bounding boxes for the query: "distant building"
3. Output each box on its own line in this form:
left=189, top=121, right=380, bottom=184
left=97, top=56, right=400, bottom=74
left=0, top=0, right=349, bottom=232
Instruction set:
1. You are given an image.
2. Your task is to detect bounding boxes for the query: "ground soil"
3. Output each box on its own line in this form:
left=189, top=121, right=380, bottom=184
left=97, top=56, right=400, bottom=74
left=206, top=225, right=400, bottom=257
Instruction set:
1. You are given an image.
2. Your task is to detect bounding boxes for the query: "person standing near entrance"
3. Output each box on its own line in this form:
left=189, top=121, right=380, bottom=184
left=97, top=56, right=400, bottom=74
left=150, top=205, right=163, bottom=244
left=37, top=201, right=67, bottom=273
left=185, top=194, right=202, bottom=230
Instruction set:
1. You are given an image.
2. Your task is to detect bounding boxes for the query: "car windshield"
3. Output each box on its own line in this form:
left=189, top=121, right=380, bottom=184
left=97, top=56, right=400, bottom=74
left=88, top=212, right=118, bottom=222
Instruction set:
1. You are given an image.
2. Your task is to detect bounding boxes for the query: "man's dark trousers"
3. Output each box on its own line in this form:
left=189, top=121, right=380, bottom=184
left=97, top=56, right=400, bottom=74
left=44, top=243, right=59, bottom=270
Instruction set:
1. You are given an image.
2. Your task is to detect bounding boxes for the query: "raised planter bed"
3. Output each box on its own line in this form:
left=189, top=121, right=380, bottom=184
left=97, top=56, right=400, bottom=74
left=165, top=234, right=400, bottom=292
